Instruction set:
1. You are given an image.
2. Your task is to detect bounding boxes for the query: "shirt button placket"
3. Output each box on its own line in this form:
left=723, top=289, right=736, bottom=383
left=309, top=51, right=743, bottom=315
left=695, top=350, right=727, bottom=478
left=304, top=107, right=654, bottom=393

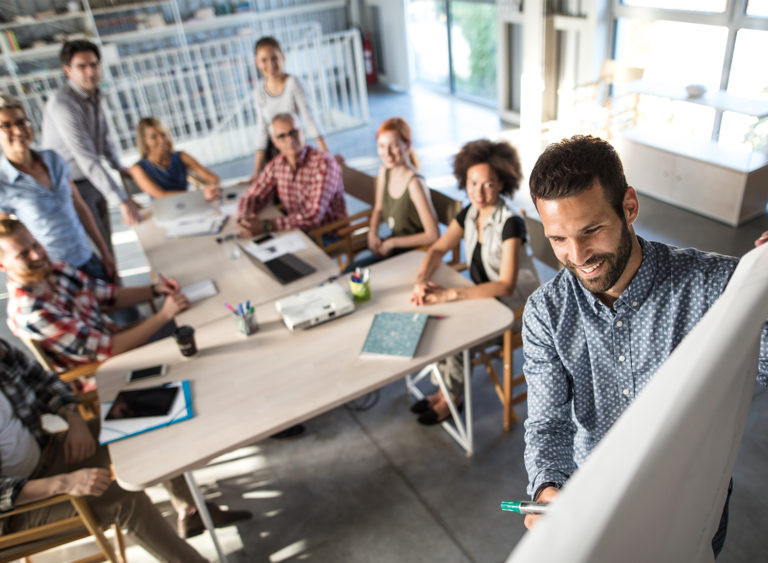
left=614, top=315, right=633, bottom=402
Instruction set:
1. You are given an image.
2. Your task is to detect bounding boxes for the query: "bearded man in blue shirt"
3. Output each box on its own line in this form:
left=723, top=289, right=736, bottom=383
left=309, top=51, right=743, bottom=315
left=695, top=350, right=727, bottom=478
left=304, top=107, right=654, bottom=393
left=521, top=135, right=768, bottom=557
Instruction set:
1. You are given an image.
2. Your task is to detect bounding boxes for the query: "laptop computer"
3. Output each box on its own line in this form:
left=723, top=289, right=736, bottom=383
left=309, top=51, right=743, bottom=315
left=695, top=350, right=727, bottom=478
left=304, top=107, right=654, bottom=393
left=275, top=283, right=355, bottom=331
left=239, top=235, right=317, bottom=285
left=151, top=190, right=211, bottom=223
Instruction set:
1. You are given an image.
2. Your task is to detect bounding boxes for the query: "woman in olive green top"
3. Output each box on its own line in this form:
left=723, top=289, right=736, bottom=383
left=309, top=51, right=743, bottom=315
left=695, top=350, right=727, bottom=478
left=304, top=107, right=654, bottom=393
left=366, top=118, right=439, bottom=262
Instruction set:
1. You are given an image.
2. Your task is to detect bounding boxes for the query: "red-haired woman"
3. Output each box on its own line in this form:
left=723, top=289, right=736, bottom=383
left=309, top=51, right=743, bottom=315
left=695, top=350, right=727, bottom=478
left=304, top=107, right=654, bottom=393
left=364, top=117, right=438, bottom=263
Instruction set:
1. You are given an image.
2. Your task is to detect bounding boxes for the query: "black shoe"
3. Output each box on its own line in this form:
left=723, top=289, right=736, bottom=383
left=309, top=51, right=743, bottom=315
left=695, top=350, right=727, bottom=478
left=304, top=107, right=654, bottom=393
left=270, top=424, right=305, bottom=439
left=178, top=502, right=252, bottom=538
left=417, top=401, right=463, bottom=426
left=410, top=398, right=430, bottom=414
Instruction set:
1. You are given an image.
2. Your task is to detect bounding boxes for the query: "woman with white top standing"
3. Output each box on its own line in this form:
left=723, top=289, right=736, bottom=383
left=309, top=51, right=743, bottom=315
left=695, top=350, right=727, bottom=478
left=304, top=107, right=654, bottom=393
left=249, top=36, right=334, bottom=181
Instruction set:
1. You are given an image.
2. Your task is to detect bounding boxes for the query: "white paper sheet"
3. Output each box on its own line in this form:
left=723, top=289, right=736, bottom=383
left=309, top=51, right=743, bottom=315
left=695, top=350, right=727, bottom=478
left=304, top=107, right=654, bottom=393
left=181, top=279, right=218, bottom=303
left=163, top=214, right=227, bottom=238
left=241, top=232, right=308, bottom=261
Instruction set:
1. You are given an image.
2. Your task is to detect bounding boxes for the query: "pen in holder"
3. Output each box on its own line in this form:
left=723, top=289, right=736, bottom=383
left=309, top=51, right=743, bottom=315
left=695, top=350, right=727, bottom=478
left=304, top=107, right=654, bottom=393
left=227, top=301, right=258, bottom=336
left=349, top=267, right=371, bottom=302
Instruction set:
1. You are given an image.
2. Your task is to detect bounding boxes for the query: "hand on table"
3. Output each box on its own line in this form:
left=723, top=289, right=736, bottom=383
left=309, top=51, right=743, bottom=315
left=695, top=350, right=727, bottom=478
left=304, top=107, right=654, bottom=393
left=368, top=233, right=382, bottom=256
left=378, top=238, right=396, bottom=257
left=203, top=184, right=222, bottom=202
left=155, top=273, right=181, bottom=295
left=160, top=292, right=190, bottom=320
left=410, top=281, right=455, bottom=306
left=120, top=200, right=142, bottom=225
left=524, top=486, right=559, bottom=530
left=237, top=213, right=262, bottom=238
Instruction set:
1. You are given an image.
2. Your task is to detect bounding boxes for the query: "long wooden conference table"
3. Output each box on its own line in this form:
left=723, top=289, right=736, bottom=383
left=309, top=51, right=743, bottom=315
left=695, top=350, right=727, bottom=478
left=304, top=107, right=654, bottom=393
left=97, top=200, right=513, bottom=561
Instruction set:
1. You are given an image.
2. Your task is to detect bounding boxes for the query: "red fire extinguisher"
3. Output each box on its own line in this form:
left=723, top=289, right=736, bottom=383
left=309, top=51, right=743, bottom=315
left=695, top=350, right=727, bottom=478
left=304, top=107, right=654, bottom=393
left=362, top=33, right=376, bottom=85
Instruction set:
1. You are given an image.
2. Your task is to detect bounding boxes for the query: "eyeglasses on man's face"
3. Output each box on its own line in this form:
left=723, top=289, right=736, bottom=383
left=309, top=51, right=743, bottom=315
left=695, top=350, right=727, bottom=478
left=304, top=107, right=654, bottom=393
left=274, top=128, right=300, bottom=141
left=0, top=119, right=32, bottom=134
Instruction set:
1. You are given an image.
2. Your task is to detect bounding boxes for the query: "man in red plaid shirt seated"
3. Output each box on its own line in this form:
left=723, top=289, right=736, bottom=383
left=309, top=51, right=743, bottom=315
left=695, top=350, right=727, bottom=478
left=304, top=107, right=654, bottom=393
left=0, top=217, right=252, bottom=538
left=0, top=217, right=189, bottom=373
left=236, top=112, right=347, bottom=237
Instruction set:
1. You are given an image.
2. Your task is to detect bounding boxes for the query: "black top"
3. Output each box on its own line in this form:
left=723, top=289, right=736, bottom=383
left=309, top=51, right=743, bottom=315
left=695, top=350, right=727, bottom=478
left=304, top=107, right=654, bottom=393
left=456, top=205, right=526, bottom=284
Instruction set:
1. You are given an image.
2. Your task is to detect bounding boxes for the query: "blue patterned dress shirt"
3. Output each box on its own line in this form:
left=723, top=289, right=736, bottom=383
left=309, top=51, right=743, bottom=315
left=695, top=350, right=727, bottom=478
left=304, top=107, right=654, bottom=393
left=522, top=237, right=768, bottom=496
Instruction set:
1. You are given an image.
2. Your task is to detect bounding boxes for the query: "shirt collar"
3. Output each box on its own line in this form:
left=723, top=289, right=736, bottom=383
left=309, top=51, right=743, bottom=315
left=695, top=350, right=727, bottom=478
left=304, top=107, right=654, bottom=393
left=572, top=236, right=654, bottom=314
left=67, top=79, right=100, bottom=102
left=0, top=154, right=21, bottom=183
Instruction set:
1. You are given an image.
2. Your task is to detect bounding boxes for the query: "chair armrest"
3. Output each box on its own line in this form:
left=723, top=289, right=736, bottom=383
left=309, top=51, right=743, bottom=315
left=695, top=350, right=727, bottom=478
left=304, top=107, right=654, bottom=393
left=308, top=209, right=373, bottom=242
left=0, top=494, right=75, bottom=518
left=57, top=363, right=101, bottom=384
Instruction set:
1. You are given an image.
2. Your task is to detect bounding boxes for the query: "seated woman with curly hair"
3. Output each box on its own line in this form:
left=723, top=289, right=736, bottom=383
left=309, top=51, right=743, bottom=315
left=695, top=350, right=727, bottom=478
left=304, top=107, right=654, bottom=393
left=409, top=139, right=539, bottom=425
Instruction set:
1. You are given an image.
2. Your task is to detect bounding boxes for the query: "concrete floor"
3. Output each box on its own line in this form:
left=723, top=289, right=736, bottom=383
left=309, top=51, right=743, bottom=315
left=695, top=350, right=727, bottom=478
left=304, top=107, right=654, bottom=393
left=6, top=85, right=768, bottom=562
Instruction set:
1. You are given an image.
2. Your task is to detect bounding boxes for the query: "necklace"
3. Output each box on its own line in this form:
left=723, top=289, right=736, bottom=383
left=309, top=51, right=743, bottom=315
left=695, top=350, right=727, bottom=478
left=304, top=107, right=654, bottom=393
left=148, top=153, right=170, bottom=169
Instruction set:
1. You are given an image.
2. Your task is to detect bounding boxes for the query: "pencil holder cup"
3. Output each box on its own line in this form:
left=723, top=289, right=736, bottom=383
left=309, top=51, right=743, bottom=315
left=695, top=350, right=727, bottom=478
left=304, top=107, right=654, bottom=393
left=236, top=312, right=259, bottom=336
left=349, top=277, right=371, bottom=302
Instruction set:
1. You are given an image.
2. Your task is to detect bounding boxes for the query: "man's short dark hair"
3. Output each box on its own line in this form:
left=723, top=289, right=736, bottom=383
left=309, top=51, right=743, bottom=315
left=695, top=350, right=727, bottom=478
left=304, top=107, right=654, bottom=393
left=60, top=40, right=101, bottom=67
left=529, top=135, right=629, bottom=218
left=453, top=139, right=522, bottom=196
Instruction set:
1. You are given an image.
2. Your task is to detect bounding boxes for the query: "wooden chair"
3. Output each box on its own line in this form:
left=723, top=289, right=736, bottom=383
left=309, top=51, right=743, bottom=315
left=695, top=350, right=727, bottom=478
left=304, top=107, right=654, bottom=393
left=426, top=189, right=464, bottom=270
left=0, top=494, right=125, bottom=563
left=571, top=59, right=645, bottom=139
left=473, top=305, right=527, bottom=431
left=20, top=338, right=101, bottom=420
left=308, top=164, right=375, bottom=272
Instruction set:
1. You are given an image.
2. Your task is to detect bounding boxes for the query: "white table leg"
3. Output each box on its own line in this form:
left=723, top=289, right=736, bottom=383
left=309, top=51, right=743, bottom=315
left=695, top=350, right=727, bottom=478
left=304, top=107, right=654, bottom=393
left=184, top=471, right=228, bottom=563
left=406, top=349, right=474, bottom=457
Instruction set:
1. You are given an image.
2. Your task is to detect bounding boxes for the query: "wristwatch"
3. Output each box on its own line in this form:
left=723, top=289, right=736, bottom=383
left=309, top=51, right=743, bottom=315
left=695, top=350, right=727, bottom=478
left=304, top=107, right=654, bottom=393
left=150, top=283, right=161, bottom=298
left=262, top=219, right=273, bottom=234
left=533, top=481, right=562, bottom=501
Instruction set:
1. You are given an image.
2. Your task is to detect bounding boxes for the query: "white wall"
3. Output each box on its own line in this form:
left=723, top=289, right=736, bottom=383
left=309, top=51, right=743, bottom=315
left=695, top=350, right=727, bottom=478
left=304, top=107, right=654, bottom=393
left=360, top=0, right=410, bottom=91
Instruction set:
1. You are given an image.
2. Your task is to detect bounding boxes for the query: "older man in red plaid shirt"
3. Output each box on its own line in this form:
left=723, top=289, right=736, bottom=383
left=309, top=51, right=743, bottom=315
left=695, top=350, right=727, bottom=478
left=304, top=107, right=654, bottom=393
left=237, top=112, right=346, bottom=237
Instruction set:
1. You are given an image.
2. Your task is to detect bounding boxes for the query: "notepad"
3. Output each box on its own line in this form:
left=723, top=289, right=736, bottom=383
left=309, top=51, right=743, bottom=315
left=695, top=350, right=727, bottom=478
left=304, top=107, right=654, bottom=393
left=181, top=279, right=218, bottom=303
left=98, top=380, right=194, bottom=445
left=360, top=312, right=429, bottom=359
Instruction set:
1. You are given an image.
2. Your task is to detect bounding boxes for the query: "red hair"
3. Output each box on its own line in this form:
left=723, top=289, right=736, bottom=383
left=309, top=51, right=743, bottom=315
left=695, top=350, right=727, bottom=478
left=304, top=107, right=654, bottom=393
left=377, top=117, right=419, bottom=169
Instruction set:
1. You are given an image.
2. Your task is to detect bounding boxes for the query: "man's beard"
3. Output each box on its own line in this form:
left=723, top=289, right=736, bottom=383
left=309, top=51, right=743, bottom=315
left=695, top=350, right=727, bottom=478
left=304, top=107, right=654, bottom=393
left=19, top=261, right=52, bottom=284
left=564, top=221, right=633, bottom=295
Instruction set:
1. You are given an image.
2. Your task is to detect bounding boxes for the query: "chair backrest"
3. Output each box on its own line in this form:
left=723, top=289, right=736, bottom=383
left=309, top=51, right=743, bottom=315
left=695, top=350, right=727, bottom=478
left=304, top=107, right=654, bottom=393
left=341, top=164, right=376, bottom=206
left=521, top=211, right=562, bottom=272
left=20, top=337, right=56, bottom=372
left=429, top=189, right=464, bottom=268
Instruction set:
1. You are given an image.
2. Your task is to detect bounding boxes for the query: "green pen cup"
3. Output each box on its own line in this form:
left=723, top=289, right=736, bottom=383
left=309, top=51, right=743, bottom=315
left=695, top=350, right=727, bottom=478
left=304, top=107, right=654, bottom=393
left=349, top=277, right=371, bottom=302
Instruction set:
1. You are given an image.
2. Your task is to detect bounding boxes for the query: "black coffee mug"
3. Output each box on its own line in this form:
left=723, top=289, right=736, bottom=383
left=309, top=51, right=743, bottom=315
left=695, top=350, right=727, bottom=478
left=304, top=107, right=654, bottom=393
left=174, top=325, right=197, bottom=357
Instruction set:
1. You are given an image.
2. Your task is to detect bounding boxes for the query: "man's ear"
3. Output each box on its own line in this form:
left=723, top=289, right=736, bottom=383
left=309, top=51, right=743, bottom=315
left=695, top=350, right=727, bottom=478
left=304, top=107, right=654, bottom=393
left=623, top=187, right=639, bottom=225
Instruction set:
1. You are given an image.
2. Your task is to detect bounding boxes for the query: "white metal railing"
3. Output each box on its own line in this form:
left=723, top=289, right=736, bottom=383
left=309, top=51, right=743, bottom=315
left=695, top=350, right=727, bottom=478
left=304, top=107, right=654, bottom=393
left=1, top=23, right=369, bottom=166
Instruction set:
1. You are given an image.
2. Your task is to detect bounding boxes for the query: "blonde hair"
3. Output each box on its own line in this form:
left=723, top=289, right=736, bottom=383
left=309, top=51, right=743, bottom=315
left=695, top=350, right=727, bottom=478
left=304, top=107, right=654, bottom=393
left=377, top=117, right=419, bottom=169
left=135, top=117, right=174, bottom=159
left=0, top=92, right=23, bottom=112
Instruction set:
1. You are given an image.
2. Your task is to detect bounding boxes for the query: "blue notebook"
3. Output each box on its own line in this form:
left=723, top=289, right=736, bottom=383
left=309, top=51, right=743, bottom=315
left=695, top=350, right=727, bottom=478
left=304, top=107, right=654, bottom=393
left=360, top=312, right=429, bottom=359
left=98, top=380, right=194, bottom=445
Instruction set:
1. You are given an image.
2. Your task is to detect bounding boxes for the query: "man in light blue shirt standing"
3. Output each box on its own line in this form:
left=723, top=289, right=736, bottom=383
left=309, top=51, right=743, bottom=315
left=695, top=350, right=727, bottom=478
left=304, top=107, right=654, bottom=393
left=521, top=135, right=768, bottom=557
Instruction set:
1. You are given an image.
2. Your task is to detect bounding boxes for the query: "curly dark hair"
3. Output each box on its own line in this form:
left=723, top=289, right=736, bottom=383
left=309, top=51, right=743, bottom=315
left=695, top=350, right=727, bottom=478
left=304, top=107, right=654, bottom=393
left=254, top=36, right=283, bottom=55
left=529, top=135, right=628, bottom=218
left=452, top=139, right=522, bottom=195
left=59, top=40, right=100, bottom=67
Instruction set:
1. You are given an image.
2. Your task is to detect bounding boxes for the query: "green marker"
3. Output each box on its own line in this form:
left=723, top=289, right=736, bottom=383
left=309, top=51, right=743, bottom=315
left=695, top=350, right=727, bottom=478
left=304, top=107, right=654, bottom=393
left=500, top=500, right=550, bottom=515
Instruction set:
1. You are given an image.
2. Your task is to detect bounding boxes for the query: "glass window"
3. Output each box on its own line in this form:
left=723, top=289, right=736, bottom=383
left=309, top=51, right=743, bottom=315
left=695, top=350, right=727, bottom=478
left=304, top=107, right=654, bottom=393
left=746, top=0, right=768, bottom=16
left=407, top=0, right=451, bottom=92
left=450, top=1, right=497, bottom=102
left=720, top=29, right=768, bottom=151
left=620, top=0, right=725, bottom=11
left=615, top=18, right=728, bottom=140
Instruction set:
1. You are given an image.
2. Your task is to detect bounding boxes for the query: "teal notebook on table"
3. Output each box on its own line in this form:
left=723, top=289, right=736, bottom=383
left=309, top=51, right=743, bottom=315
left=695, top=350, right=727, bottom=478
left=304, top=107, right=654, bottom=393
left=361, top=312, right=429, bottom=359
left=98, top=380, right=194, bottom=445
